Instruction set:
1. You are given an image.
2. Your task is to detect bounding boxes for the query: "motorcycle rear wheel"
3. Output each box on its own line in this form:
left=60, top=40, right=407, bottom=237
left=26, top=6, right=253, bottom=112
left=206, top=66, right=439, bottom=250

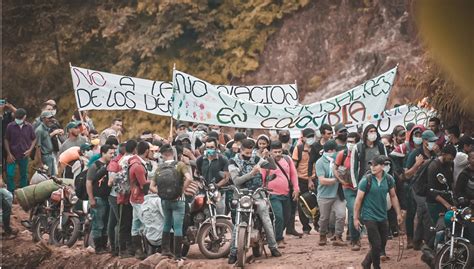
left=435, top=240, right=474, bottom=269
left=31, top=215, right=49, bottom=243
left=236, top=226, right=247, bottom=268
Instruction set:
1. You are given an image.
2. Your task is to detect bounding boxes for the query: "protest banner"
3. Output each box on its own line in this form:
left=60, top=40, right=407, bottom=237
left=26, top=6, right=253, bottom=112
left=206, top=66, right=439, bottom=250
left=70, top=66, right=173, bottom=116
left=346, top=104, right=437, bottom=134
left=171, top=67, right=397, bottom=130
left=70, top=66, right=299, bottom=116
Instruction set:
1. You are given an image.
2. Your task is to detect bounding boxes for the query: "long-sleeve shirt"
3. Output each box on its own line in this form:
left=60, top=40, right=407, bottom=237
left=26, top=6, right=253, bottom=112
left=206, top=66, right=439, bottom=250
left=261, top=157, right=299, bottom=196
left=129, top=155, right=150, bottom=204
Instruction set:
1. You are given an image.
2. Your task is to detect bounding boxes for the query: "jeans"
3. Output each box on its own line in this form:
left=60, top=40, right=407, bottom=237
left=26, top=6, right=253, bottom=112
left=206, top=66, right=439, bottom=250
left=363, top=220, right=389, bottom=269
left=216, top=191, right=226, bottom=215
left=343, top=188, right=360, bottom=242
left=270, top=194, right=291, bottom=242
left=161, top=200, right=186, bottom=236
left=41, top=154, right=56, bottom=176
left=317, top=197, right=346, bottom=237
left=118, top=203, right=133, bottom=252
left=286, top=198, right=298, bottom=232
left=0, top=188, right=14, bottom=233
left=6, top=157, right=29, bottom=192
left=108, top=195, right=119, bottom=248
left=131, top=202, right=145, bottom=236
left=412, top=190, right=434, bottom=245
left=91, top=197, right=110, bottom=239
left=230, top=198, right=277, bottom=256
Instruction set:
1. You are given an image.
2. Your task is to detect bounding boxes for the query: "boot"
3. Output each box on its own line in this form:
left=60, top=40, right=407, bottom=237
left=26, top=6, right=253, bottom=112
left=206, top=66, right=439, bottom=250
left=351, top=240, right=361, bottom=251
left=332, top=235, right=347, bottom=246
left=161, top=232, right=173, bottom=258
left=319, top=234, right=327, bottom=246
left=406, top=237, right=414, bottom=249
left=93, top=237, right=107, bottom=254
left=132, top=235, right=146, bottom=260
left=173, top=236, right=183, bottom=261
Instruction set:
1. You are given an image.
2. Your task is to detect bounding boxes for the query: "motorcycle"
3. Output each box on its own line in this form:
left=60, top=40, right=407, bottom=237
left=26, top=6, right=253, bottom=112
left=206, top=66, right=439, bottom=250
left=424, top=173, right=474, bottom=269
left=182, top=175, right=234, bottom=259
left=228, top=161, right=277, bottom=268
left=49, top=176, right=81, bottom=247
left=21, top=167, right=60, bottom=244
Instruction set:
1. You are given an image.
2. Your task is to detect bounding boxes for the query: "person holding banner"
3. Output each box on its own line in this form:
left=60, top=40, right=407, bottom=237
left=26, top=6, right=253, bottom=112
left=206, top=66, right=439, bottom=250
left=100, top=118, right=123, bottom=146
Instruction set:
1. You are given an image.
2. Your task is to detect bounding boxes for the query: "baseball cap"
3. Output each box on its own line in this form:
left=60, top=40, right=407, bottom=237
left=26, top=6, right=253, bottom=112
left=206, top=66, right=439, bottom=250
left=323, top=139, right=338, bottom=152
left=422, top=130, right=438, bottom=142
left=80, top=143, right=92, bottom=152
left=66, top=121, right=82, bottom=130
left=368, top=155, right=390, bottom=166
left=177, top=133, right=191, bottom=142
left=334, top=123, right=347, bottom=133
left=40, top=111, right=55, bottom=119
left=302, top=128, right=315, bottom=138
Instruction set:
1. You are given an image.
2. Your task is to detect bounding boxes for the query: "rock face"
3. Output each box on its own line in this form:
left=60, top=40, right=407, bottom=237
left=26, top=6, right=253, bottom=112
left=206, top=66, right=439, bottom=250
left=239, top=0, right=423, bottom=107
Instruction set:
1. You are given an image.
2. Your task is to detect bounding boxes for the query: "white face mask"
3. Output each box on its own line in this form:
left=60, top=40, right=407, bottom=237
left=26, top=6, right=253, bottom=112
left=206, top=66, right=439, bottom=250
left=413, top=137, right=423, bottom=145
left=427, top=142, right=436, bottom=151
left=367, top=133, right=377, bottom=142
left=51, top=109, right=57, bottom=116
left=347, top=143, right=355, bottom=151
left=383, top=165, right=391, bottom=173
left=306, top=138, right=315, bottom=146
left=153, top=152, right=161, bottom=159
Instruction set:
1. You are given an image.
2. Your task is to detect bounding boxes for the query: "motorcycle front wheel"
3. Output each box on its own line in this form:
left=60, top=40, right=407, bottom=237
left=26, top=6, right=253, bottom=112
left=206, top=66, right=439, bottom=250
left=435, top=240, right=474, bottom=269
left=197, top=219, right=233, bottom=259
left=51, top=217, right=81, bottom=247
left=236, top=226, right=248, bottom=268
left=31, top=215, right=50, bottom=243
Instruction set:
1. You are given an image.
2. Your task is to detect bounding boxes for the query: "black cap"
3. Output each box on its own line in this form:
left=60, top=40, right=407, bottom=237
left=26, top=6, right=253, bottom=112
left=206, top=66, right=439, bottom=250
left=234, top=132, right=247, bottom=142
left=302, top=128, right=315, bottom=138
left=368, top=155, right=390, bottom=166
left=15, top=108, right=27, bottom=119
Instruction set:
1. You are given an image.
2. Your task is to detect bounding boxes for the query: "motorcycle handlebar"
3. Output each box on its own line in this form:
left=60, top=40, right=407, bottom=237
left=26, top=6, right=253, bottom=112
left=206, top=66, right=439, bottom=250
left=222, top=185, right=271, bottom=195
left=429, top=188, right=451, bottom=196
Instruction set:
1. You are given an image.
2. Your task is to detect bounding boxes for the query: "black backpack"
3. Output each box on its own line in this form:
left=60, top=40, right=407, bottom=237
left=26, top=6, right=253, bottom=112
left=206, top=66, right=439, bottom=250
left=74, top=161, right=88, bottom=200
left=411, top=158, right=436, bottom=197
left=156, top=161, right=183, bottom=200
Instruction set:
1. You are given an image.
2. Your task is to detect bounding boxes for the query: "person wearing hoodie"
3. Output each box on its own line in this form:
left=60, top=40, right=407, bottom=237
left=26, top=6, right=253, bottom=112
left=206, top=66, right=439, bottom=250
left=128, top=141, right=151, bottom=260
left=350, top=123, right=388, bottom=189
left=405, top=129, right=439, bottom=250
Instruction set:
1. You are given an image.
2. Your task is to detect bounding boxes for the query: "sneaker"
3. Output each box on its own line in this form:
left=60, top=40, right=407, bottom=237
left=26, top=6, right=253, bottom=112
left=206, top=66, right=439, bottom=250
left=228, top=254, right=237, bottom=264
left=351, top=241, right=361, bottom=251
left=270, top=248, right=282, bottom=257
left=332, top=236, right=347, bottom=247
left=286, top=230, right=303, bottom=238
left=303, top=230, right=311, bottom=235
left=319, top=234, right=327, bottom=246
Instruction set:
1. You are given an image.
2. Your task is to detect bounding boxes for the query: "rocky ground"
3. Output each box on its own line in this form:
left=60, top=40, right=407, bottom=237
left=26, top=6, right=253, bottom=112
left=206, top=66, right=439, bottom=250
left=1, top=204, right=428, bottom=269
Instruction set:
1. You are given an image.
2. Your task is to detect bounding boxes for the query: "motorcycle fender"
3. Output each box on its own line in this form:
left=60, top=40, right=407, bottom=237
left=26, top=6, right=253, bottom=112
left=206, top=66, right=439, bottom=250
left=197, top=215, right=233, bottom=234
left=445, top=237, right=472, bottom=245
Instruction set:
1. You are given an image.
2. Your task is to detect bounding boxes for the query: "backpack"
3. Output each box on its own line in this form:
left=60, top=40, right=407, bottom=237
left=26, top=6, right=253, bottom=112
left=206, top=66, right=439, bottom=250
left=74, top=161, right=88, bottom=200
left=361, top=174, right=393, bottom=210
left=155, top=161, right=183, bottom=200
left=115, top=163, right=131, bottom=195
left=412, top=158, right=436, bottom=197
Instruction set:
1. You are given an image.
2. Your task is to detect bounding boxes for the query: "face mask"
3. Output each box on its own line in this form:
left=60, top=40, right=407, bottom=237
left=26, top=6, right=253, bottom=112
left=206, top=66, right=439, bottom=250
left=413, top=137, right=423, bottom=145
left=153, top=152, right=161, bottom=159
left=347, top=143, right=355, bottom=151
left=91, top=138, right=100, bottom=146
left=15, top=119, right=24, bottom=125
left=242, top=155, right=251, bottom=161
left=445, top=135, right=450, bottom=142
left=205, top=149, right=217, bottom=156
left=383, top=165, right=391, bottom=173
left=280, top=135, right=290, bottom=143
left=427, top=142, right=436, bottom=151
left=51, top=109, right=57, bottom=116
left=367, top=133, right=377, bottom=142
left=306, top=138, right=315, bottom=146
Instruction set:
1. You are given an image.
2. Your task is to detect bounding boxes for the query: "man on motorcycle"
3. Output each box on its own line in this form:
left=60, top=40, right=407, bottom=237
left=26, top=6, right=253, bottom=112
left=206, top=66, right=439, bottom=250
left=227, top=139, right=281, bottom=264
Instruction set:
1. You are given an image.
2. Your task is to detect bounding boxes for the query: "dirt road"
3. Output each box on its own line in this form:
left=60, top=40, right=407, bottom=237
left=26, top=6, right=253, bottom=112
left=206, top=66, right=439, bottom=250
left=1, top=204, right=428, bottom=268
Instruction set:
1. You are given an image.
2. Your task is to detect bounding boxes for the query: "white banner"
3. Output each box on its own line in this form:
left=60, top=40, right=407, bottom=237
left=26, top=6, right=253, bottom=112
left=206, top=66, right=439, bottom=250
left=172, top=67, right=397, bottom=129
left=346, top=105, right=437, bottom=134
left=70, top=66, right=299, bottom=115
left=70, top=66, right=173, bottom=116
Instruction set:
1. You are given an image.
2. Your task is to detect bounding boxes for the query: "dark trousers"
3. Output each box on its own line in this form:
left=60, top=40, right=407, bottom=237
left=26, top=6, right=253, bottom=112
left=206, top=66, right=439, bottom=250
left=405, top=183, right=416, bottom=239
left=270, top=194, right=291, bottom=241
left=2, top=196, right=12, bottom=233
left=108, top=195, right=119, bottom=250
left=297, top=178, right=312, bottom=232
left=118, top=203, right=133, bottom=252
left=286, top=199, right=297, bottom=232
left=363, top=220, right=389, bottom=269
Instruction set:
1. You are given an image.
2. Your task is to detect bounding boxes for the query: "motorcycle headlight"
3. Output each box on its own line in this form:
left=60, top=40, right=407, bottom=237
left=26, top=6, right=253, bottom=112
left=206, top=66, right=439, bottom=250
left=240, top=196, right=252, bottom=208
left=208, top=183, right=216, bottom=193
left=461, top=207, right=472, bottom=221
left=68, top=189, right=79, bottom=205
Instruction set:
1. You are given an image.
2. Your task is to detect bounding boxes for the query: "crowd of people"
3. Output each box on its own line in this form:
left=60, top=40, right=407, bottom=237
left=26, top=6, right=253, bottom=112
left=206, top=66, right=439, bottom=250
left=1, top=99, right=473, bottom=269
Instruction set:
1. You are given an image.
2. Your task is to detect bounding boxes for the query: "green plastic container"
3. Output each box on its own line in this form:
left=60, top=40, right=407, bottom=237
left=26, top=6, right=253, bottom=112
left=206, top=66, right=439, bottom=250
left=14, top=178, right=74, bottom=211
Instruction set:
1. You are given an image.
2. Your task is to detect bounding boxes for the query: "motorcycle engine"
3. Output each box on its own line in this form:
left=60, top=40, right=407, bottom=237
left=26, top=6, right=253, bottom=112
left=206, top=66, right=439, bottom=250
left=250, top=228, right=260, bottom=244
left=194, top=212, right=206, bottom=225
left=186, top=226, right=198, bottom=244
